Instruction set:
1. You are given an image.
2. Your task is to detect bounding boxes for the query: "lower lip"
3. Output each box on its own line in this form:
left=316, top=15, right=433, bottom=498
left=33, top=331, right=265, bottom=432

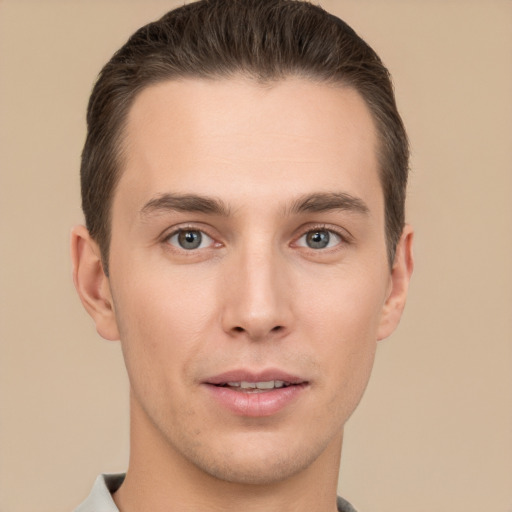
left=204, top=384, right=307, bottom=417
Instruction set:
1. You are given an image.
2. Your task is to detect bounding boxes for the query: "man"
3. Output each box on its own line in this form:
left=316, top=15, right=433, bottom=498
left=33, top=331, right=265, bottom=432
left=71, top=1, right=413, bottom=511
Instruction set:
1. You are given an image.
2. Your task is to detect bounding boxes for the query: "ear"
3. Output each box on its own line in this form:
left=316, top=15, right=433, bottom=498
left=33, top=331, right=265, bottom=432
left=377, top=224, right=414, bottom=341
left=71, top=225, right=120, bottom=341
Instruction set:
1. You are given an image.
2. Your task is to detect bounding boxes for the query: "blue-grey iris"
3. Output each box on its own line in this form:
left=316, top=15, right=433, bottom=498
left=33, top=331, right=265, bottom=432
left=306, top=230, right=330, bottom=249
left=178, top=230, right=202, bottom=249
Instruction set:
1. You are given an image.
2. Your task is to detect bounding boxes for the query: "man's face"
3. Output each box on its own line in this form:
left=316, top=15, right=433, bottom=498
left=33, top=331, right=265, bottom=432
left=104, top=78, right=401, bottom=484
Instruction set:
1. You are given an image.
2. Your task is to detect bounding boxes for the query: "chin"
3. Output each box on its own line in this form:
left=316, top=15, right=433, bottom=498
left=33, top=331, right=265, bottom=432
left=175, top=429, right=339, bottom=486
left=196, top=451, right=316, bottom=485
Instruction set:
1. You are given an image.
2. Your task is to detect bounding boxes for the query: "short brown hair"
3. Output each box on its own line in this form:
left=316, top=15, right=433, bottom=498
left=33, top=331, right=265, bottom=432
left=81, top=0, right=408, bottom=274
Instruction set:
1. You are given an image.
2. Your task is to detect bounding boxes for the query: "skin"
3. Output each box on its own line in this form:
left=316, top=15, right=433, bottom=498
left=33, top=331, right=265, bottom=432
left=72, top=78, right=413, bottom=512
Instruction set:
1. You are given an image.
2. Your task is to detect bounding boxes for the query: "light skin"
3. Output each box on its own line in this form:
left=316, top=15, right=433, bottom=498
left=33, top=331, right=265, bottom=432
left=72, top=78, right=413, bottom=512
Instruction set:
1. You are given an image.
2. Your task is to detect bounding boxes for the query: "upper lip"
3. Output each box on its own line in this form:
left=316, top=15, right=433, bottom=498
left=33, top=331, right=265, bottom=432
left=204, top=368, right=307, bottom=386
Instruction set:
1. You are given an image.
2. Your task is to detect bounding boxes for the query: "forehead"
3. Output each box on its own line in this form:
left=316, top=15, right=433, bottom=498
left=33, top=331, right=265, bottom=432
left=116, top=77, right=381, bottom=213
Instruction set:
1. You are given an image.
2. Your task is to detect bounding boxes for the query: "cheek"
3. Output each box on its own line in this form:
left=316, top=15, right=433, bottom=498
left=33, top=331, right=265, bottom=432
left=299, top=269, right=386, bottom=407
left=110, top=267, right=219, bottom=396
left=301, top=263, right=388, bottom=343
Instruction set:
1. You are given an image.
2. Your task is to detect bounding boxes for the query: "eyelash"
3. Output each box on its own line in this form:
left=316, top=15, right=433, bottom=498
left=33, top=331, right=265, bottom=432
left=161, top=224, right=351, bottom=253
left=293, top=224, right=350, bottom=251
left=162, top=225, right=220, bottom=252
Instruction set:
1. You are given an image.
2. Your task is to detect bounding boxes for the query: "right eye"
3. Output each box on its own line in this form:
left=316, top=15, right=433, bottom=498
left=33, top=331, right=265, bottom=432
left=166, top=229, right=214, bottom=250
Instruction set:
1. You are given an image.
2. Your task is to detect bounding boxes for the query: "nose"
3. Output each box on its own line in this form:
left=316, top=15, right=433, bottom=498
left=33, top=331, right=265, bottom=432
left=220, top=243, right=293, bottom=342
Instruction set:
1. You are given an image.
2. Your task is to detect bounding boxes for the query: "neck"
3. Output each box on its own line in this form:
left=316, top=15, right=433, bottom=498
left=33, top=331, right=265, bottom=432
left=114, top=392, right=343, bottom=512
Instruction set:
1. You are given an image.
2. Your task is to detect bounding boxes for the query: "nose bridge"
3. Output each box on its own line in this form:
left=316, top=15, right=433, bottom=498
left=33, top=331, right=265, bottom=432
left=222, top=235, right=291, bottom=340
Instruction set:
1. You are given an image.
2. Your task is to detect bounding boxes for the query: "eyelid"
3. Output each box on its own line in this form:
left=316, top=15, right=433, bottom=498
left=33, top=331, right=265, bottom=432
left=158, top=222, right=351, bottom=252
left=167, top=230, right=213, bottom=250
left=161, top=223, right=222, bottom=250
left=291, top=223, right=352, bottom=251
left=294, top=223, right=351, bottom=241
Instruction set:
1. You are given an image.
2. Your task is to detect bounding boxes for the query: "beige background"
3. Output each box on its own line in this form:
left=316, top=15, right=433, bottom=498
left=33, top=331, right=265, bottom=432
left=0, top=1, right=511, bottom=511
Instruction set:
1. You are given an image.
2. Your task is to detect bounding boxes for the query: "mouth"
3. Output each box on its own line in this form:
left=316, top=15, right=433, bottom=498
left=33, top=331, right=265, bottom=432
left=205, top=369, right=308, bottom=390
left=212, top=380, right=300, bottom=393
left=203, top=370, right=309, bottom=416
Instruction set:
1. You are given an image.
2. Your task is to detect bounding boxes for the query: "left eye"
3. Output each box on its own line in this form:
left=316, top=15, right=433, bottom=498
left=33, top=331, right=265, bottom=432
left=166, top=229, right=214, bottom=250
left=296, top=229, right=342, bottom=250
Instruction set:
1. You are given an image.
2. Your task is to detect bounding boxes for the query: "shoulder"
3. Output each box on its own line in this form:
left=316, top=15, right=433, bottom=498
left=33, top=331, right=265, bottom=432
left=337, top=495, right=359, bottom=512
left=73, top=474, right=125, bottom=512
left=74, top=476, right=358, bottom=512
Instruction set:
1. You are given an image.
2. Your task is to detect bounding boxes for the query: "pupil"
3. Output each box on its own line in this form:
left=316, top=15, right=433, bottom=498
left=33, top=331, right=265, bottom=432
left=307, top=230, right=329, bottom=249
left=178, top=230, right=202, bottom=249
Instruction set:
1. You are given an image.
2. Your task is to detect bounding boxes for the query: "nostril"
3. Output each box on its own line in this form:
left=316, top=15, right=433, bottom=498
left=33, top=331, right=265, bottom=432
left=231, top=325, right=285, bottom=338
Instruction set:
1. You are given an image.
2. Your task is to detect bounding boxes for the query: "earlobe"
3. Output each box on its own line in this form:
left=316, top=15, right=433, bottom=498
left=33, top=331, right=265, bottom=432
left=71, top=225, right=120, bottom=341
left=377, top=224, right=414, bottom=341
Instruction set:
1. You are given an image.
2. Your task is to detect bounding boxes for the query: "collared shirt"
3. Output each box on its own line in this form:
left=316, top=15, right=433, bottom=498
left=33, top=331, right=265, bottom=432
left=74, top=474, right=358, bottom=512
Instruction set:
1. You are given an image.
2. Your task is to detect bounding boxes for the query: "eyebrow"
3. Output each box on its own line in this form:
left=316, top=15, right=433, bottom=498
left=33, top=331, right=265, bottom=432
left=287, top=192, right=370, bottom=216
left=140, top=193, right=231, bottom=218
left=139, top=191, right=369, bottom=220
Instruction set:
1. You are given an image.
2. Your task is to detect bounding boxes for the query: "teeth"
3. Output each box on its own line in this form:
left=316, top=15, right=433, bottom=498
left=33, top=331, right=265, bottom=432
left=226, top=380, right=288, bottom=390
left=256, top=381, right=274, bottom=390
